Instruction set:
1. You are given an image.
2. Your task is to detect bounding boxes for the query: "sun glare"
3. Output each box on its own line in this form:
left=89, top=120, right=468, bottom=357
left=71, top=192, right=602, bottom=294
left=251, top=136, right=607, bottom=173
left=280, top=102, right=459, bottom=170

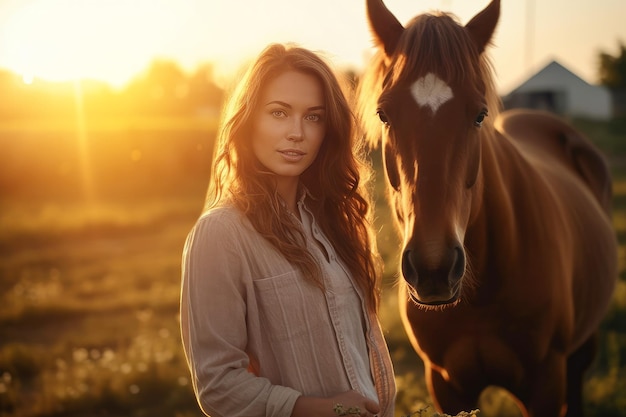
left=3, top=0, right=187, bottom=88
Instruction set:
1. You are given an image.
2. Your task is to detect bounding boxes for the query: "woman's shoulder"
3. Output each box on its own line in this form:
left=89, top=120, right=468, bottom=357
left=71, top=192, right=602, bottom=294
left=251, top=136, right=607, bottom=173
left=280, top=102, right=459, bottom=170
left=200, top=204, right=243, bottom=221
left=193, top=205, right=249, bottom=234
left=185, top=205, right=251, bottom=255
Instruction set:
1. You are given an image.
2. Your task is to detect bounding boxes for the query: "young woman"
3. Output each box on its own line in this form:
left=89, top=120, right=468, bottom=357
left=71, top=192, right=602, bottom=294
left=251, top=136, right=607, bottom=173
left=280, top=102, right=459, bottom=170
left=180, top=43, right=395, bottom=417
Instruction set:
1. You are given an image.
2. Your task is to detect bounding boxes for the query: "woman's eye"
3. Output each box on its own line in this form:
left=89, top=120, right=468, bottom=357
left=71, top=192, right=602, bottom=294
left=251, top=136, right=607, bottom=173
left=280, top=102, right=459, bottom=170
left=376, top=109, right=390, bottom=126
left=474, top=109, right=488, bottom=127
left=271, top=110, right=286, bottom=118
left=305, top=114, right=322, bottom=122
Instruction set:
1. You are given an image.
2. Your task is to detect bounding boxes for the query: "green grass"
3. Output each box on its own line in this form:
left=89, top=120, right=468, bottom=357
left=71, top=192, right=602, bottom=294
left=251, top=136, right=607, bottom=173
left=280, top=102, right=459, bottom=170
left=0, top=209, right=199, bottom=417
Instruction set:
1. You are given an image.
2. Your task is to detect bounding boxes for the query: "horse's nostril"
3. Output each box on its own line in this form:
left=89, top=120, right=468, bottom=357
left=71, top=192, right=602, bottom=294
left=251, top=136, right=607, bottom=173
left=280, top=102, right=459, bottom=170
left=401, top=249, right=418, bottom=282
left=451, top=246, right=466, bottom=281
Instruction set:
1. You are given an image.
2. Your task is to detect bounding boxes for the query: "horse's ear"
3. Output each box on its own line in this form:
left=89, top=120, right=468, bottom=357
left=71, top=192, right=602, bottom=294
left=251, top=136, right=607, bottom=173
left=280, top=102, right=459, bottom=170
left=465, top=0, right=500, bottom=54
left=366, top=0, right=404, bottom=56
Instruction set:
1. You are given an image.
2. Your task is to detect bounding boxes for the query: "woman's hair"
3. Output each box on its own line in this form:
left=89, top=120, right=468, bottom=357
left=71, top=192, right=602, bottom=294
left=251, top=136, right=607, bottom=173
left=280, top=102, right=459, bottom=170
left=206, top=43, right=382, bottom=310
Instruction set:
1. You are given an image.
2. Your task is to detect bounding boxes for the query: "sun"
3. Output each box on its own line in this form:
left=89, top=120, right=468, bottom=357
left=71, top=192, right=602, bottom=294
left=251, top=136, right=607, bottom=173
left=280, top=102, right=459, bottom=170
left=2, top=0, right=186, bottom=88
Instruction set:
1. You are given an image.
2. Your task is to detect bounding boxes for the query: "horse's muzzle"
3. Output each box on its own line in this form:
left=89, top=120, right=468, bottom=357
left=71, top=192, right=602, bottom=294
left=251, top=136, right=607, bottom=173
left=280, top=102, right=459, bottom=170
left=401, top=245, right=465, bottom=306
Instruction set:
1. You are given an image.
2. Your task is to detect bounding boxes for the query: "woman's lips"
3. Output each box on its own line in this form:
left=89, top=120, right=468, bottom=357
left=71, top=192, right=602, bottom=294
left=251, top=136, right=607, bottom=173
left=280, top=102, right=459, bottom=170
left=278, top=149, right=305, bottom=162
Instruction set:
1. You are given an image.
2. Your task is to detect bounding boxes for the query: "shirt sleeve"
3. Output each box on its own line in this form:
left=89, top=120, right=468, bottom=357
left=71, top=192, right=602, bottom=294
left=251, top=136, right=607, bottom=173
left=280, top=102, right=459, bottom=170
left=180, top=211, right=302, bottom=417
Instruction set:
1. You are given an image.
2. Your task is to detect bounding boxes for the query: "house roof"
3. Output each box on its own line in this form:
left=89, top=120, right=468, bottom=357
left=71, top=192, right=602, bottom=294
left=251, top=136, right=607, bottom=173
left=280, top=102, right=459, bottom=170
left=505, top=60, right=593, bottom=96
left=502, top=59, right=613, bottom=120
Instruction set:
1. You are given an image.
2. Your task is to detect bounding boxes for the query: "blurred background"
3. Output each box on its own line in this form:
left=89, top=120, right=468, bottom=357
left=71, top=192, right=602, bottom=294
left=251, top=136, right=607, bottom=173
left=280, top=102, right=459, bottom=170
left=1, top=1, right=625, bottom=416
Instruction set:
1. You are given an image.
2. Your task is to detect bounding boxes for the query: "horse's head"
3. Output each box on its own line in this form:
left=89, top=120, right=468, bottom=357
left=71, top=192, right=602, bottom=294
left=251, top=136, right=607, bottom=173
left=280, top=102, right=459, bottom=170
left=359, top=0, right=501, bottom=307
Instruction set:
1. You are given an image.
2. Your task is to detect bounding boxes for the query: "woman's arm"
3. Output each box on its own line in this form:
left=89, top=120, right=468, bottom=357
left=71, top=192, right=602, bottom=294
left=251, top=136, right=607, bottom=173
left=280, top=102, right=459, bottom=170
left=180, top=212, right=300, bottom=417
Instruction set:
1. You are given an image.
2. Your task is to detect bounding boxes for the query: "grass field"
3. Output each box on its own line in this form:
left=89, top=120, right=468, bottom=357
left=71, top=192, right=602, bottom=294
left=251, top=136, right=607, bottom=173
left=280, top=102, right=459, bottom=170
left=0, top=115, right=625, bottom=417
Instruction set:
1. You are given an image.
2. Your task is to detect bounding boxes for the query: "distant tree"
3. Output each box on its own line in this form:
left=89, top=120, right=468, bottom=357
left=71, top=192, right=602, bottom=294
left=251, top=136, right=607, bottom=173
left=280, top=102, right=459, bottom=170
left=598, top=41, right=626, bottom=88
left=188, top=64, right=224, bottom=113
left=124, top=59, right=189, bottom=115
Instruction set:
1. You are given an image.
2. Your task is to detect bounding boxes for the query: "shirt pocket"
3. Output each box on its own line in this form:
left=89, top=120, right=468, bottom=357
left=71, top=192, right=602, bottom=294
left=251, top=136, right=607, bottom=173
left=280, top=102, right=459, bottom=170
left=253, top=271, right=330, bottom=343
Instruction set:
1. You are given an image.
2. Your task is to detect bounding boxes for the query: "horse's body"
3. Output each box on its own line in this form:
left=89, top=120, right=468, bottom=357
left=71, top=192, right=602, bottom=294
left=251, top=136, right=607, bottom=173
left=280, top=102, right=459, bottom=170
left=357, top=1, right=617, bottom=416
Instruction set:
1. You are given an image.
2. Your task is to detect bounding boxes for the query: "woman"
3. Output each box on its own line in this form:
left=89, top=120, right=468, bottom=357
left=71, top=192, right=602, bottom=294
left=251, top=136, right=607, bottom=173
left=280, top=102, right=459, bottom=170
left=180, top=43, right=395, bottom=417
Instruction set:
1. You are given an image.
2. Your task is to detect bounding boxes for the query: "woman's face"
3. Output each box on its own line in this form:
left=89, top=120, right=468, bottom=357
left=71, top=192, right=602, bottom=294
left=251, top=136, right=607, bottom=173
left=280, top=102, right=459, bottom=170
left=250, top=70, right=326, bottom=191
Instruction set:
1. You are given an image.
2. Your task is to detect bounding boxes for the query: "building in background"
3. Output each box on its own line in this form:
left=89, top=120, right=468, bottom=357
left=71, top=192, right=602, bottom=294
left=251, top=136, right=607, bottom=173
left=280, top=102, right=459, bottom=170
left=502, top=60, right=613, bottom=121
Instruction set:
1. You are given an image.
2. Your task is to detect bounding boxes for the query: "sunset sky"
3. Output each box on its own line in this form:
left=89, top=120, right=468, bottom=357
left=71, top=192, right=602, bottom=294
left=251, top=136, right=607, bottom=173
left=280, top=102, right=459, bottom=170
left=0, top=0, right=624, bottom=93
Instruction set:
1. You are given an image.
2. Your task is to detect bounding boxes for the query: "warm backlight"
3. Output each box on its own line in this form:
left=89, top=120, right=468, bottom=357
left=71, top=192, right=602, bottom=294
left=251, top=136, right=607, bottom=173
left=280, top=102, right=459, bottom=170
left=3, top=0, right=188, bottom=88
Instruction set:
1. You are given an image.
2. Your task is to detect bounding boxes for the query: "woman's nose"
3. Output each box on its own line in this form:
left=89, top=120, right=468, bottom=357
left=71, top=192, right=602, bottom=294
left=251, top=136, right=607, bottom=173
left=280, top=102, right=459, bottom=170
left=287, top=119, right=304, bottom=141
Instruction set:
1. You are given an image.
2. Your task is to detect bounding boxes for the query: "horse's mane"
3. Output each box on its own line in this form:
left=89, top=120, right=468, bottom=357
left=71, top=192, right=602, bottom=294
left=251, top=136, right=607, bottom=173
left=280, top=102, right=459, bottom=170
left=357, top=11, right=502, bottom=148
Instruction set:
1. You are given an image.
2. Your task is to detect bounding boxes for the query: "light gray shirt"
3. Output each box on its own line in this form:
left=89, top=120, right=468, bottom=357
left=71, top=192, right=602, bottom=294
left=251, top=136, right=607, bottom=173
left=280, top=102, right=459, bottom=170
left=180, top=197, right=395, bottom=417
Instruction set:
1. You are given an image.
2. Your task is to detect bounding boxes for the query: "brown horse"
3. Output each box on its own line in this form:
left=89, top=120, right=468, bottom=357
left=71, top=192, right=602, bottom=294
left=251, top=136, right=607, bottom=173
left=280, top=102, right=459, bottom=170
left=357, top=1, right=617, bottom=416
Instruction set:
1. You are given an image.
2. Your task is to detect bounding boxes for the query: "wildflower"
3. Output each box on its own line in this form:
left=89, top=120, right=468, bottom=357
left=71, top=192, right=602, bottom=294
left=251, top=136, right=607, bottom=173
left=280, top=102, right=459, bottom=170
left=333, top=403, right=362, bottom=416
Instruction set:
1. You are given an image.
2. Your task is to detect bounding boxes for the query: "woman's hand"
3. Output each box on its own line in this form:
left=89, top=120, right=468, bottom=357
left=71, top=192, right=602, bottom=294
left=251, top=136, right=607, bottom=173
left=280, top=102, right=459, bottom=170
left=291, top=390, right=380, bottom=417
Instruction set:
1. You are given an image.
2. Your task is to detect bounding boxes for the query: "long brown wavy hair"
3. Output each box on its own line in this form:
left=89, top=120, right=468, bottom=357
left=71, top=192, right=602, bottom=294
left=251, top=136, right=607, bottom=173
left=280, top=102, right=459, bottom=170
left=205, top=43, right=382, bottom=311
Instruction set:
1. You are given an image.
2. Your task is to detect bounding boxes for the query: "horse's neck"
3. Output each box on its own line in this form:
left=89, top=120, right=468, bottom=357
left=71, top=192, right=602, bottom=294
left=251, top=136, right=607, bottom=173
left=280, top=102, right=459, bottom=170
left=469, top=129, right=527, bottom=271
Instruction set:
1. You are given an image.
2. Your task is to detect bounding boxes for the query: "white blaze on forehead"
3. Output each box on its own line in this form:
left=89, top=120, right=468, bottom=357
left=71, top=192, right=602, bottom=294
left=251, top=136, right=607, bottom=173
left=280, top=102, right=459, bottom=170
left=410, top=73, right=453, bottom=113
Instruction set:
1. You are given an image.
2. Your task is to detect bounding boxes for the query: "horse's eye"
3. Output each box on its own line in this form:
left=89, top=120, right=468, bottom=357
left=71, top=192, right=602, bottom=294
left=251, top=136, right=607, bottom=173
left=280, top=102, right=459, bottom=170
left=474, top=109, right=488, bottom=127
left=376, top=109, right=390, bottom=126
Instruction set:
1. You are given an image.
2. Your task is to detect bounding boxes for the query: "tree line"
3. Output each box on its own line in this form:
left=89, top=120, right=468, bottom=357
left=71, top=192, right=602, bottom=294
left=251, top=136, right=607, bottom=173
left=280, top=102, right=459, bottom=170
left=0, top=60, right=224, bottom=119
